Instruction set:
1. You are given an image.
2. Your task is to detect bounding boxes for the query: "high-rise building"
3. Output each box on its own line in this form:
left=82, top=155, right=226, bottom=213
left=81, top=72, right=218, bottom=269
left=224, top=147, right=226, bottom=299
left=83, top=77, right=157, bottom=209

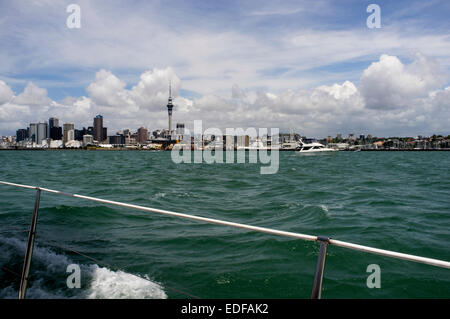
left=167, top=85, right=174, bottom=139
left=50, top=126, right=62, bottom=140
left=37, top=122, right=48, bottom=145
left=102, top=127, right=107, bottom=143
left=16, top=129, right=28, bottom=142
left=48, top=117, right=62, bottom=140
left=93, top=115, right=103, bottom=142
left=75, top=127, right=87, bottom=141
left=29, top=123, right=37, bottom=143
left=63, top=123, right=75, bottom=144
left=137, top=127, right=148, bottom=144
left=48, top=117, right=58, bottom=135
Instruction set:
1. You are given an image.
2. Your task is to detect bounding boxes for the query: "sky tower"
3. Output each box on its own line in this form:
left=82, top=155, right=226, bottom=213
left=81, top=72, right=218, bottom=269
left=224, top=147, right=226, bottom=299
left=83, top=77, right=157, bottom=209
left=167, top=83, right=174, bottom=139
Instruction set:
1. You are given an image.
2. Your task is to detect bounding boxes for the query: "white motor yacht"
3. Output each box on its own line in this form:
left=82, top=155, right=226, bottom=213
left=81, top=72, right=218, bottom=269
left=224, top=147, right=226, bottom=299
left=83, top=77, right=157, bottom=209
left=296, top=139, right=338, bottom=154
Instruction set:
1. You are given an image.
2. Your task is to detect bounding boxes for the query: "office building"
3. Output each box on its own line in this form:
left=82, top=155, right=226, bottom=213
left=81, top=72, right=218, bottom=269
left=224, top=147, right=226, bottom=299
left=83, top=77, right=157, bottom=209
left=29, top=123, right=37, bottom=143
left=102, top=127, right=107, bottom=143
left=50, top=126, right=62, bottom=140
left=48, top=117, right=61, bottom=140
left=37, top=122, right=48, bottom=145
left=16, top=129, right=28, bottom=142
left=75, top=128, right=87, bottom=141
left=63, top=123, right=75, bottom=144
left=93, top=115, right=104, bottom=142
left=137, top=127, right=148, bottom=144
left=83, top=134, right=94, bottom=146
left=109, top=135, right=125, bottom=146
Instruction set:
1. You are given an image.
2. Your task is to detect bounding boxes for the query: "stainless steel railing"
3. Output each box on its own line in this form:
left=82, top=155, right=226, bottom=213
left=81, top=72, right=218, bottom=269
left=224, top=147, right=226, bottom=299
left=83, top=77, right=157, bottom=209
left=1, top=180, right=449, bottom=299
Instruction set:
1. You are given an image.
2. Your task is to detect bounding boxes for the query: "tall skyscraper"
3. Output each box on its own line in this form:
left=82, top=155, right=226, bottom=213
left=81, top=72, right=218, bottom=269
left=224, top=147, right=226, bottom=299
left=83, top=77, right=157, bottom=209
left=137, top=127, right=148, bottom=144
left=102, top=127, right=107, bottom=143
left=167, top=85, right=174, bottom=139
left=29, top=123, right=37, bottom=143
left=93, top=115, right=104, bottom=142
left=37, top=122, right=48, bottom=145
left=49, top=117, right=58, bottom=134
left=16, top=129, right=28, bottom=142
left=48, top=117, right=62, bottom=140
left=63, top=123, right=75, bottom=144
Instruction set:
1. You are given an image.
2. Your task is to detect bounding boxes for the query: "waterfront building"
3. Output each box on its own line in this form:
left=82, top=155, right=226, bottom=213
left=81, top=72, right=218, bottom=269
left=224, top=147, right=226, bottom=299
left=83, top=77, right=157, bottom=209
left=48, top=117, right=62, bottom=140
left=152, top=130, right=162, bottom=138
left=29, top=123, right=37, bottom=143
left=176, top=123, right=185, bottom=135
left=224, top=135, right=234, bottom=150
left=50, top=126, right=62, bottom=141
left=125, top=135, right=137, bottom=145
left=236, top=135, right=250, bottom=148
left=74, top=127, right=87, bottom=141
left=137, top=127, right=148, bottom=144
left=93, top=115, right=104, bottom=142
left=175, top=123, right=185, bottom=141
left=74, top=128, right=83, bottom=141
left=83, top=134, right=94, bottom=146
left=103, top=127, right=108, bottom=142
left=109, top=135, right=125, bottom=146
left=48, top=117, right=59, bottom=129
left=64, top=140, right=82, bottom=148
left=16, top=129, right=28, bottom=142
left=63, top=123, right=75, bottom=144
left=49, top=140, right=63, bottom=149
left=37, top=122, right=48, bottom=145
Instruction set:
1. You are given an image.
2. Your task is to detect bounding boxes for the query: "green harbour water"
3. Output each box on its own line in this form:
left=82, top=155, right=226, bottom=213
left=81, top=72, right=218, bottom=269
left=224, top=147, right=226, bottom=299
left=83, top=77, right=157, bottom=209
left=0, top=150, right=449, bottom=298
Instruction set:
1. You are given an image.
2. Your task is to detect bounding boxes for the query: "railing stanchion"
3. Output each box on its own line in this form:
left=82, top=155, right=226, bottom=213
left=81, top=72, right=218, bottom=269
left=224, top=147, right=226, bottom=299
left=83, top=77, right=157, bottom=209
left=311, top=236, right=329, bottom=299
left=18, top=188, right=41, bottom=299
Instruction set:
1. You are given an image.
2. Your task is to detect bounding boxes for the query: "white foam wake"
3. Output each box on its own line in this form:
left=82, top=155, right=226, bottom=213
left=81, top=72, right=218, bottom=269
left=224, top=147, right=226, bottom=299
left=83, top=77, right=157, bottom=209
left=86, top=265, right=167, bottom=299
left=0, top=236, right=167, bottom=299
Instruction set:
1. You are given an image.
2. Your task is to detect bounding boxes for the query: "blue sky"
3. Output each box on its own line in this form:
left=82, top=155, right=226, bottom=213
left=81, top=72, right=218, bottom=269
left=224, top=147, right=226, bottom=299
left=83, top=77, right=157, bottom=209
left=0, top=0, right=449, bottom=137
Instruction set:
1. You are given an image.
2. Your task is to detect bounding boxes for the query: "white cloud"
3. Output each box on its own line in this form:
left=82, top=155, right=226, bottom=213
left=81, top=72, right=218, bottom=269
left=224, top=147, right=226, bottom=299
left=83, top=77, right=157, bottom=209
left=0, top=81, right=14, bottom=105
left=12, top=82, right=52, bottom=106
left=131, top=67, right=181, bottom=111
left=0, top=54, right=449, bottom=137
left=1, top=1, right=449, bottom=99
left=360, top=54, right=445, bottom=110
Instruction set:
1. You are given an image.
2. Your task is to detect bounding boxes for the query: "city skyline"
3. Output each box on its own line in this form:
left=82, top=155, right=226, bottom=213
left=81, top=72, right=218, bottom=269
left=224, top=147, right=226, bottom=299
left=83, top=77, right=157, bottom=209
left=0, top=1, right=450, bottom=137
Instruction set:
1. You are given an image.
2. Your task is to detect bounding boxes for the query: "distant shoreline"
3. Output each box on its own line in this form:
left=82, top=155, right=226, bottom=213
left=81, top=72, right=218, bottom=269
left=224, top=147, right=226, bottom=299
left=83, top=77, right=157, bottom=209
left=1, top=148, right=449, bottom=152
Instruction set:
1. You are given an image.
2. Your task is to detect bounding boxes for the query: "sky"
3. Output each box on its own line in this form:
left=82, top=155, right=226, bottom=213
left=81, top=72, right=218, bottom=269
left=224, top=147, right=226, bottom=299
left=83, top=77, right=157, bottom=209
left=0, top=0, right=449, bottom=138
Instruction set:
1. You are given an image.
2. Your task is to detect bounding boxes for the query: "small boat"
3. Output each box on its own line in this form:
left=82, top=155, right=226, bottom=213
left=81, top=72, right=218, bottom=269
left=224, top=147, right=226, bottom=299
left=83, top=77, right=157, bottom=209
left=296, top=139, right=338, bottom=154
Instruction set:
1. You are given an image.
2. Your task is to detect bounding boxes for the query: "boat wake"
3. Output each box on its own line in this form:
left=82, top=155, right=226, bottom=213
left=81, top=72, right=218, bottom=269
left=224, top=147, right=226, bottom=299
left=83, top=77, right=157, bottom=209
left=0, top=236, right=167, bottom=299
